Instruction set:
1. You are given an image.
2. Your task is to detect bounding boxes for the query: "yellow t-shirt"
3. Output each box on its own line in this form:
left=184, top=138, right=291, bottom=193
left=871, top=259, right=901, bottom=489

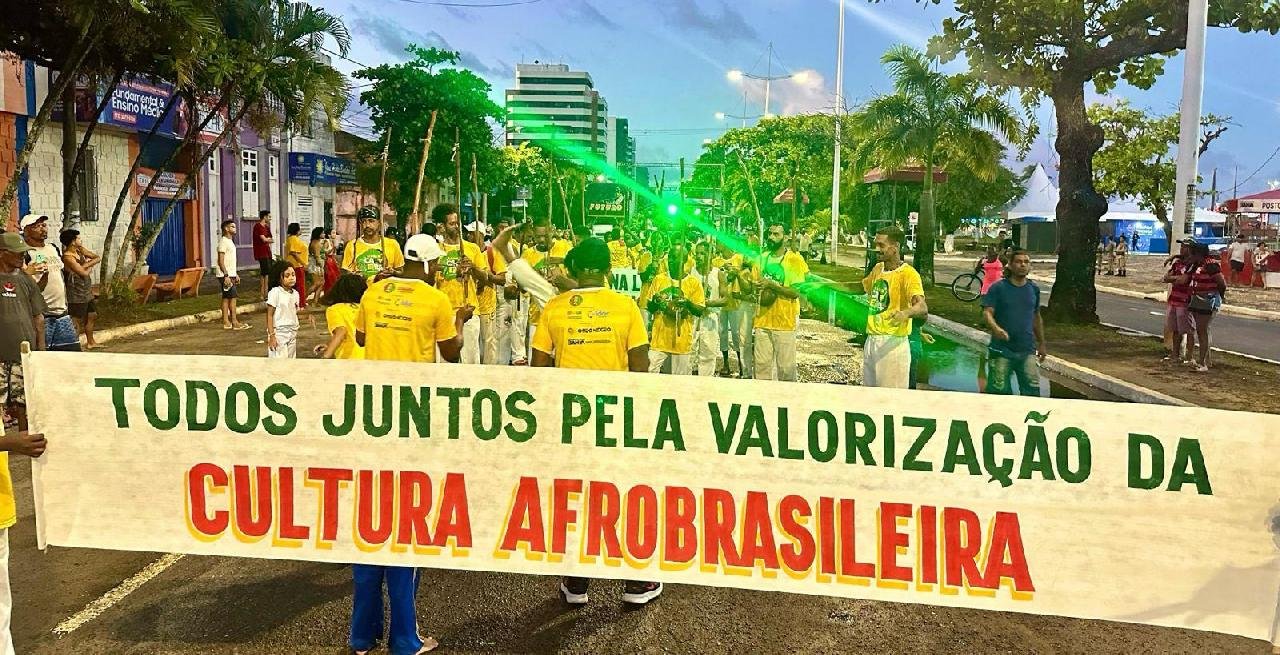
left=325, top=303, right=365, bottom=360
left=608, top=240, right=634, bottom=268
left=285, top=235, right=309, bottom=268
left=648, top=272, right=706, bottom=354
left=0, top=455, right=13, bottom=529
left=532, top=287, right=648, bottom=371
left=342, top=237, right=406, bottom=280
left=476, top=246, right=507, bottom=316
left=753, top=251, right=810, bottom=331
left=636, top=251, right=658, bottom=307
left=718, top=253, right=743, bottom=311
left=434, top=240, right=486, bottom=310
left=862, top=262, right=925, bottom=337
left=356, top=278, right=458, bottom=362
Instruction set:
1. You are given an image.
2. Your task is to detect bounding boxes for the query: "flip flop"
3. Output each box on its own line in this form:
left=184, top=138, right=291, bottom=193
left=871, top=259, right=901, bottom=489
left=235, top=324, right=252, bottom=330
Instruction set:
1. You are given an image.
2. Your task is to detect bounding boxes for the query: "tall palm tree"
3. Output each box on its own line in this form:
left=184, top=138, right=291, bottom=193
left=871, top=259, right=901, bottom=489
left=852, top=45, right=1024, bottom=283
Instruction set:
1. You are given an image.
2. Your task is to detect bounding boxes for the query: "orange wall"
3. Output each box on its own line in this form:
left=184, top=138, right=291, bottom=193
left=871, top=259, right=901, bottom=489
left=0, top=114, right=16, bottom=230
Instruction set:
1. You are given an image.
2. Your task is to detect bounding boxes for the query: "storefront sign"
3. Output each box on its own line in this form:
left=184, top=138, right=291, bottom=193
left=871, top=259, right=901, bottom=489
left=24, top=352, right=1280, bottom=642
left=76, top=77, right=180, bottom=137
left=134, top=168, right=193, bottom=200
left=289, top=152, right=357, bottom=186
left=586, top=182, right=626, bottom=219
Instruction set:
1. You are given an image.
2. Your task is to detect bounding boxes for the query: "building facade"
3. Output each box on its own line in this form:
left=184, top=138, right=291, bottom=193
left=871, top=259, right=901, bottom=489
left=505, top=63, right=608, bottom=164
left=198, top=110, right=287, bottom=272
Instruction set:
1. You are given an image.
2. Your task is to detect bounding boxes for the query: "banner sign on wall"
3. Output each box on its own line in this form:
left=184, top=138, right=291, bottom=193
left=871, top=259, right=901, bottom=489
left=22, top=352, right=1280, bottom=642
left=134, top=168, right=194, bottom=200
left=75, top=77, right=180, bottom=137
left=289, top=152, right=357, bottom=186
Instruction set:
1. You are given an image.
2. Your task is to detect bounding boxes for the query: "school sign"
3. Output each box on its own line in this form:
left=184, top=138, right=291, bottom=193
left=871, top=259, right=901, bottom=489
left=23, top=352, right=1280, bottom=643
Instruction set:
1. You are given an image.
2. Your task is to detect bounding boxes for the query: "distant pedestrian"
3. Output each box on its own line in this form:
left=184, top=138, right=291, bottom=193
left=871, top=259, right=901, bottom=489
left=1162, top=241, right=1197, bottom=365
left=1104, top=237, right=1117, bottom=276
left=982, top=251, right=1046, bottom=396
left=266, top=263, right=300, bottom=359
left=861, top=226, right=927, bottom=388
left=1253, top=242, right=1271, bottom=286
left=1114, top=237, right=1128, bottom=277
left=20, top=214, right=79, bottom=351
left=306, top=226, right=327, bottom=305
left=215, top=220, right=249, bottom=331
left=284, top=223, right=308, bottom=309
left=60, top=229, right=103, bottom=348
left=1187, top=243, right=1226, bottom=372
left=976, top=246, right=1004, bottom=300
left=1130, top=231, right=1139, bottom=251
left=253, top=210, right=274, bottom=298
left=1226, top=234, right=1250, bottom=285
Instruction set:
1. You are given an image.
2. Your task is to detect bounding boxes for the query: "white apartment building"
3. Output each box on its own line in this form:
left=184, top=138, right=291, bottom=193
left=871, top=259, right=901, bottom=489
left=505, top=63, right=607, bottom=163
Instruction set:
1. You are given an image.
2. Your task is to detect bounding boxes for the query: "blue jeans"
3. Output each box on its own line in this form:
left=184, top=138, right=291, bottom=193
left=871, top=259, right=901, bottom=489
left=350, top=565, right=423, bottom=654
left=45, top=315, right=81, bottom=351
left=986, top=351, right=1041, bottom=396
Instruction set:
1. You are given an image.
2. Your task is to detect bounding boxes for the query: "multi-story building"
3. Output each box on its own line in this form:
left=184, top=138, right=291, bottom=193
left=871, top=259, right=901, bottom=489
left=605, top=116, right=636, bottom=177
left=505, top=63, right=608, bottom=164
left=197, top=108, right=287, bottom=273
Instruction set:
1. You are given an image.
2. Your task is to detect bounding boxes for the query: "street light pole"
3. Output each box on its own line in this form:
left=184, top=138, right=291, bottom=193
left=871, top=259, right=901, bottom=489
left=829, top=0, right=845, bottom=266
left=764, top=42, right=773, bottom=118
left=1171, top=0, right=1209, bottom=247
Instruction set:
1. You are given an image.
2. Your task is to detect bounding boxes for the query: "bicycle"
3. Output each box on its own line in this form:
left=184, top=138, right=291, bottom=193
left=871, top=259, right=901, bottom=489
left=950, top=271, right=983, bottom=302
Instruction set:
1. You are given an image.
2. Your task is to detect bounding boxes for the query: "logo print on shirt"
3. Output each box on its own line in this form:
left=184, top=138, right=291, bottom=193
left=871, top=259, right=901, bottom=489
left=569, top=294, right=583, bottom=307
left=1, top=282, right=15, bottom=298
left=869, top=279, right=891, bottom=314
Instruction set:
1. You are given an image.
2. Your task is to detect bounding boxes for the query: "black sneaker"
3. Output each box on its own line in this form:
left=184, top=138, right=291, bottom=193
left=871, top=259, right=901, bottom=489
left=560, top=578, right=589, bottom=605
left=621, top=581, right=663, bottom=605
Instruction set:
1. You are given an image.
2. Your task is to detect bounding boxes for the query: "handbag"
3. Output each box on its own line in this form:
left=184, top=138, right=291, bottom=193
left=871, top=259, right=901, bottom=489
left=1188, top=293, right=1215, bottom=313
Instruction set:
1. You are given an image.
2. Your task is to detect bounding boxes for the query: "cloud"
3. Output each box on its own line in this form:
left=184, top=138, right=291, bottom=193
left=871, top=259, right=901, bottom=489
left=661, top=0, right=760, bottom=44
left=842, top=1, right=929, bottom=48
left=347, top=8, right=507, bottom=80
left=731, top=68, right=833, bottom=116
left=562, top=0, right=620, bottom=31
left=443, top=5, right=473, bottom=21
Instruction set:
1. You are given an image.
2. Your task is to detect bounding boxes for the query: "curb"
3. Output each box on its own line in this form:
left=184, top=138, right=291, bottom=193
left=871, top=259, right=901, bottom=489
left=92, top=302, right=267, bottom=346
left=1026, top=275, right=1280, bottom=322
left=924, top=314, right=1196, bottom=407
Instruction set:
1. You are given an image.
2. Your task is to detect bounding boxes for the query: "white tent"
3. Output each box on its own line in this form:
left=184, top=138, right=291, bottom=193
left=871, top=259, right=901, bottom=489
left=1004, top=164, right=1060, bottom=221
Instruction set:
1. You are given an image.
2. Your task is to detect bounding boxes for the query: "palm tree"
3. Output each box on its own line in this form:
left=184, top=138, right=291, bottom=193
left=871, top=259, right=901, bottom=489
left=852, top=45, right=1024, bottom=283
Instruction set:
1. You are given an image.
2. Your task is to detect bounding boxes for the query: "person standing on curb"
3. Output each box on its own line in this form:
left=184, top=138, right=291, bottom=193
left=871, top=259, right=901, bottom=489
left=982, top=250, right=1046, bottom=396
left=216, top=220, right=249, bottom=331
left=1162, top=241, right=1197, bottom=365
left=253, top=210, right=274, bottom=298
left=60, top=229, right=103, bottom=348
left=20, top=215, right=79, bottom=352
left=861, top=226, right=927, bottom=388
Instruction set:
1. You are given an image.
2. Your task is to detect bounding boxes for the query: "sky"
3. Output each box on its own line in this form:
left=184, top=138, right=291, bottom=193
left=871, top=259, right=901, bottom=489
left=316, top=0, right=1280, bottom=198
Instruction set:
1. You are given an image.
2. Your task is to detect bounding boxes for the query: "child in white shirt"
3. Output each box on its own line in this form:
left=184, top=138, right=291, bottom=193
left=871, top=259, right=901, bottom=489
left=266, top=266, right=300, bottom=358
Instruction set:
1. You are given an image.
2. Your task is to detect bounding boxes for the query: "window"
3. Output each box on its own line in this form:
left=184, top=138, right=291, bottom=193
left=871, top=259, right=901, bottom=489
left=207, top=151, right=218, bottom=174
left=72, top=147, right=98, bottom=222
left=268, top=154, right=278, bottom=181
left=241, top=149, right=259, bottom=219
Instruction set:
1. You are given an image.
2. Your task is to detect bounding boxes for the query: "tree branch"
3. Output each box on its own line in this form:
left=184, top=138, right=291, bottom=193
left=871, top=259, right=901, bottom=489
left=1073, top=12, right=1189, bottom=77
left=1199, top=125, right=1228, bottom=156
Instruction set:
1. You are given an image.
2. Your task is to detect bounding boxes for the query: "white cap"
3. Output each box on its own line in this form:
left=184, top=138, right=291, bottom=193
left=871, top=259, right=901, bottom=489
left=464, top=221, right=487, bottom=234
left=18, top=214, right=48, bottom=230
left=404, top=234, right=445, bottom=263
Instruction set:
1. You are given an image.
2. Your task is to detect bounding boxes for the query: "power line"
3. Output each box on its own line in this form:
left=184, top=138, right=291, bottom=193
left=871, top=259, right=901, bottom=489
left=1234, top=144, right=1280, bottom=190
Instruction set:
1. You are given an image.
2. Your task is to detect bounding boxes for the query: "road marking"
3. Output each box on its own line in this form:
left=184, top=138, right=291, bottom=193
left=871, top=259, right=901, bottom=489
left=1099, top=322, right=1280, bottom=366
left=52, top=553, right=185, bottom=636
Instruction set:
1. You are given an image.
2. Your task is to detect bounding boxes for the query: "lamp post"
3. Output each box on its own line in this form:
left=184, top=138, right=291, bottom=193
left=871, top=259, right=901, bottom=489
left=714, top=111, right=763, bottom=128
left=727, top=43, right=806, bottom=118
left=1171, top=0, right=1209, bottom=247
left=830, top=0, right=846, bottom=266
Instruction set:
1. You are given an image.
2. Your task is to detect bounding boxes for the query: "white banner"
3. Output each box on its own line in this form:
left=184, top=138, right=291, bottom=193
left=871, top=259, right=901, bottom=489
left=23, top=351, right=1280, bottom=642
left=609, top=267, right=642, bottom=298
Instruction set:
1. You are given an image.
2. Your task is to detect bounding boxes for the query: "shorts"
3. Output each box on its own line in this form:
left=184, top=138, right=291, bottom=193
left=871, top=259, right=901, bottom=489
left=1165, top=305, right=1193, bottom=334
left=258, top=258, right=273, bottom=276
left=45, top=314, right=81, bottom=351
left=220, top=277, right=238, bottom=299
left=0, top=362, right=23, bottom=407
left=1189, top=293, right=1222, bottom=316
left=68, top=300, right=97, bottom=320
left=1229, top=260, right=1245, bottom=273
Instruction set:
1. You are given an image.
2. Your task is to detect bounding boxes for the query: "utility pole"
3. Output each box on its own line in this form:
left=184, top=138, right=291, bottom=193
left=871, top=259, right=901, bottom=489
left=1171, top=0, right=1209, bottom=246
left=829, top=0, right=846, bottom=265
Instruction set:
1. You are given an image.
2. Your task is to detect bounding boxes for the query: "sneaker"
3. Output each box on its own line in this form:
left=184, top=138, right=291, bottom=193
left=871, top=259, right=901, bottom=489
left=560, top=579, right=589, bottom=605
left=1194, top=364, right=1209, bottom=373
left=621, top=581, right=663, bottom=605
left=511, top=358, right=528, bottom=366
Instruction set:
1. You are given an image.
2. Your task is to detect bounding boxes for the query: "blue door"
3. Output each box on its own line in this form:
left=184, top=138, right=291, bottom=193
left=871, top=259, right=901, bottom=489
left=143, top=198, right=187, bottom=276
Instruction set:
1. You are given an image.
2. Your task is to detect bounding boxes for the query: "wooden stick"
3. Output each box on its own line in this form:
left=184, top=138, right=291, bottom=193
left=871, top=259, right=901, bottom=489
left=471, top=153, right=483, bottom=248
left=377, top=127, right=392, bottom=226
left=454, top=127, right=462, bottom=207
left=410, top=110, right=438, bottom=234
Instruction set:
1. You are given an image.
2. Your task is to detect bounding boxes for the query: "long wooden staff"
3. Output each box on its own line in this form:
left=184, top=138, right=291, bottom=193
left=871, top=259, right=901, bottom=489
left=410, top=110, right=438, bottom=233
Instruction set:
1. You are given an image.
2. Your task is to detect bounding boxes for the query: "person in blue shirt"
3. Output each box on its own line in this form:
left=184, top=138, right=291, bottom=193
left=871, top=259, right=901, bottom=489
left=981, top=250, right=1047, bottom=396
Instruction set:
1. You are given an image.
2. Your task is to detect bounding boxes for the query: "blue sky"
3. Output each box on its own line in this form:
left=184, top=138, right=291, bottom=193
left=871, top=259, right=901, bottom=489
left=318, top=0, right=1280, bottom=197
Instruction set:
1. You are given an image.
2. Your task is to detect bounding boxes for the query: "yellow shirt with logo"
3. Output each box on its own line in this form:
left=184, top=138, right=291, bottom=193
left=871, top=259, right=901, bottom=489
left=356, top=278, right=458, bottom=362
left=476, top=246, right=507, bottom=316
left=753, top=251, right=809, bottom=331
left=608, top=240, right=634, bottom=268
left=718, top=253, right=744, bottom=311
left=434, top=240, right=487, bottom=310
left=648, top=272, right=706, bottom=354
left=325, top=303, right=365, bottom=360
left=342, top=237, right=406, bottom=280
left=0, top=457, right=13, bottom=529
left=285, top=235, right=309, bottom=268
left=862, top=262, right=925, bottom=337
left=532, top=287, right=648, bottom=371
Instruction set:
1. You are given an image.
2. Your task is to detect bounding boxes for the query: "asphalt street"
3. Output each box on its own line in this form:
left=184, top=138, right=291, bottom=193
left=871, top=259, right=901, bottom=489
left=8, top=316, right=1270, bottom=653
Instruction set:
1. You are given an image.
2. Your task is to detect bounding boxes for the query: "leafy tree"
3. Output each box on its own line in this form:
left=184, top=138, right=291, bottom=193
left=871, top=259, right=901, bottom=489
left=490, top=143, right=554, bottom=224
left=1090, top=100, right=1230, bottom=248
left=850, top=45, right=1024, bottom=284
left=356, top=46, right=502, bottom=228
left=915, top=0, right=1280, bottom=322
left=934, top=158, right=1027, bottom=236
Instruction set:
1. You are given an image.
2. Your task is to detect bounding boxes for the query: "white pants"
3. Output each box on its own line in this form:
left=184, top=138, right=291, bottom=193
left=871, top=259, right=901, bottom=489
left=693, top=312, right=721, bottom=376
left=753, top=328, right=797, bottom=381
left=649, top=350, right=692, bottom=375
left=0, top=529, right=12, bottom=655
left=461, top=316, right=481, bottom=364
left=508, top=297, right=530, bottom=363
left=267, top=327, right=297, bottom=359
left=738, top=303, right=757, bottom=378
left=863, top=334, right=911, bottom=388
left=478, top=311, right=500, bottom=364
left=495, top=298, right=514, bottom=365
left=719, top=308, right=738, bottom=353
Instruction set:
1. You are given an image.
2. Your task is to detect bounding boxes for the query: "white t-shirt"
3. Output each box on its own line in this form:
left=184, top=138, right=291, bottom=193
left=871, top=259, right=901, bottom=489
left=700, top=266, right=722, bottom=313
left=217, top=236, right=238, bottom=278
left=26, top=243, right=67, bottom=314
left=267, top=287, right=300, bottom=330
left=1227, top=241, right=1250, bottom=263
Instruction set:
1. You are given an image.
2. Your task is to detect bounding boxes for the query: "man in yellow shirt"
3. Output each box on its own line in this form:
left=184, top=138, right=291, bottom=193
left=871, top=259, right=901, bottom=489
left=431, top=204, right=494, bottom=364
left=356, top=234, right=465, bottom=363
left=647, top=243, right=705, bottom=375
left=342, top=205, right=405, bottom=282
left=861, top=226, right=927, bottom=388
left=751, top=223, right=809, bottom=381
left=607, top=227, right=635, bottom=268
left=531, top=237, right=661, bottom=606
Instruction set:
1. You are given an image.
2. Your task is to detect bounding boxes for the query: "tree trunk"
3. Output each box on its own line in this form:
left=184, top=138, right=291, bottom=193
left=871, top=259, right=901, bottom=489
left=65, top=72, right=122, bottom=226
left=0, top=20, right=99, bottom=219
left=1044, top=83, right=1108, bottom=324
left=60, top=78, right=77, bottom=221
left=913, top=159, right=937, bottom=285
left=1155, top=205, right=1172, bottom=253
left=100, top=90, right=181, bottom=283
